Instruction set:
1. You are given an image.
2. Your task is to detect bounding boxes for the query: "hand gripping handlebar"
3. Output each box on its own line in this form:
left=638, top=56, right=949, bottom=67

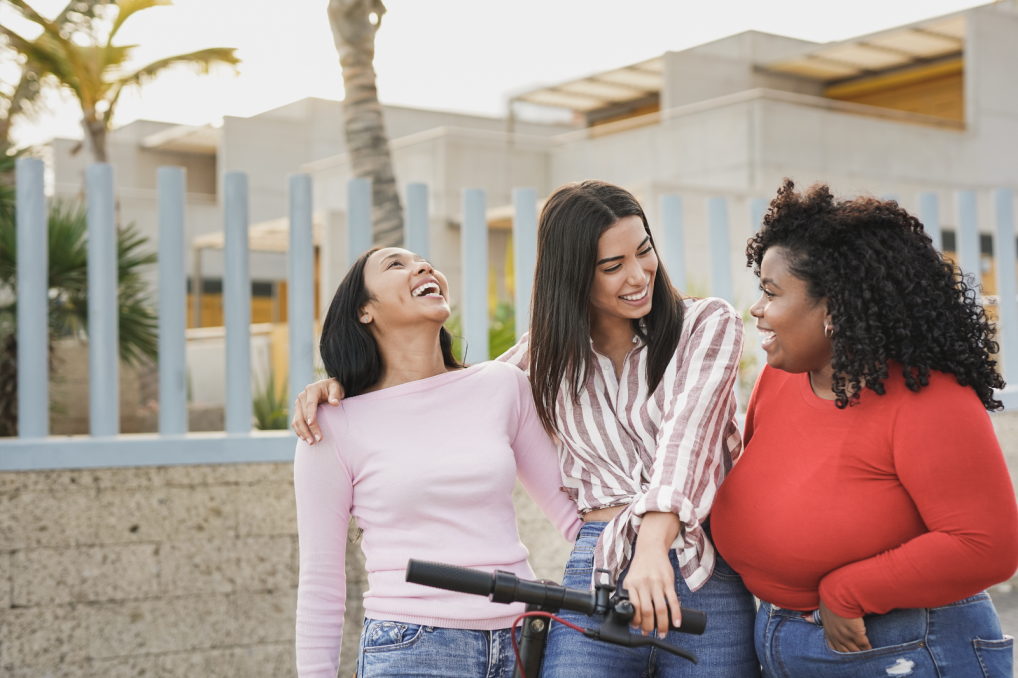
left=405, top=558, right=707, bottom=637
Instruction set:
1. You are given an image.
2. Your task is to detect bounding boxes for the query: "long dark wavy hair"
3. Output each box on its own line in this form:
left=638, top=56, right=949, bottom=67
left=747, top=179, right=1003, bottom=410
left=529, top=180, right=685, bottom=433
left=319, top=247, right=462, bottom=397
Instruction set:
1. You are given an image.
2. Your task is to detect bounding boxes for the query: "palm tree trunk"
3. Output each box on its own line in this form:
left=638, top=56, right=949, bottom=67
left=82, top=113, right=108, bottom=164
left=327, top=0, right=403, bottom=247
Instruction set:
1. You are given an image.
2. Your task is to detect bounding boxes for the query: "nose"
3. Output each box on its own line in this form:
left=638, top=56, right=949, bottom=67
left=626, top=261, right=649, bottom=286
left=749, top=294, right=765, bottom=318
left=413, top=260, right=433, bottom=276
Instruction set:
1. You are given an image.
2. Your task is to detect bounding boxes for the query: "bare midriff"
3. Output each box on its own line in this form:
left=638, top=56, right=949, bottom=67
left=583, top=504, right=627, bottom=523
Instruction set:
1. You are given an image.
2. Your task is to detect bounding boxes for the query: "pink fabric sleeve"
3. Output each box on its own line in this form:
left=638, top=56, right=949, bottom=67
left=294, top=417, right=354, bottom=678
left=497, top=332, right=531, bottom=373
left=509, top=368, right=582, bottom=543
left=819, top=386, right=1018, bottom=618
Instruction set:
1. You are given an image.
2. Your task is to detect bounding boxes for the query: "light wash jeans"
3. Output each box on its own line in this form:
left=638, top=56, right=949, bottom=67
left=356, top=617, right=519, bottom=677
left=755, top=592, right=1013, bottom=678
left=540, top=521, right=760, bottom=678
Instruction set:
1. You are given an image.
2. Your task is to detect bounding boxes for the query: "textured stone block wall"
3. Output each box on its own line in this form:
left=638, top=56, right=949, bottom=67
left=0, top=462, right=572, bottom=678
left=0, top=463, right=305, bottom=677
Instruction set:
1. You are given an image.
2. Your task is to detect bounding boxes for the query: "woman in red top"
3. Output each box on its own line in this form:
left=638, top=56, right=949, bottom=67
left=712, top=180, right=1018, bottom=678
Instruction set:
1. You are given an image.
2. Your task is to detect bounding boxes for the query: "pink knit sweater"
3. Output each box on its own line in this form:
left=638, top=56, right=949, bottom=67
left=293, top=361, right=582, bottom=677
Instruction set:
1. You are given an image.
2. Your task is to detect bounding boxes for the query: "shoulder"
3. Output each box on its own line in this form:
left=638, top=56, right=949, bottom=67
left=466, top=361, right=529, bottom=395
left=682, top=297, right=744, bottom=334
left=884, top=365, right=988, bottom=416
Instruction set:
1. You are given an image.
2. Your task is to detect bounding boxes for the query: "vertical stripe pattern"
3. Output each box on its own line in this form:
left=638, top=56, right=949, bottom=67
left=499, top=297, right=745, bottom=591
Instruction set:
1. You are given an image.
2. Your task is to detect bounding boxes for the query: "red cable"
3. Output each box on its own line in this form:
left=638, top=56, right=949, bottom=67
left=510, top=611, right=588, bottom=678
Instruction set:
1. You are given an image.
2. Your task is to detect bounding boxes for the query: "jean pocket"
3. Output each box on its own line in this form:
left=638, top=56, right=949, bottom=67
left=973, top=636, right=1014, bottom=678
left=824, top=638, right=926, bottom=660
left=362, top=621, right=426, bottom=653
left=564, top=546, right=595, bottom=574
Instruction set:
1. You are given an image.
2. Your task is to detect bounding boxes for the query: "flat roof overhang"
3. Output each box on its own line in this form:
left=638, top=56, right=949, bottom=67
left=762, top=13, right=965, bottom=83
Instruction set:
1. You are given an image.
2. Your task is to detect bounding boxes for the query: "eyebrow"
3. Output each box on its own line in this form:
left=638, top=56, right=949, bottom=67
left=760, top=277, right=781, bottom=289
left=380, top=252, right=428, bottom=266
left=597, top=236, right=651, bottom=265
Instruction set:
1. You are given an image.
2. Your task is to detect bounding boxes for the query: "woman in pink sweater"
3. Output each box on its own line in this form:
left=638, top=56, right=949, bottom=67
left=293, top=246, right=581, bottom=677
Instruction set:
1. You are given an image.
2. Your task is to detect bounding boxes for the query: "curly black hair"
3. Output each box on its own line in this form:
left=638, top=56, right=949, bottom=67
left=747, top=179, right=1004, bottom=410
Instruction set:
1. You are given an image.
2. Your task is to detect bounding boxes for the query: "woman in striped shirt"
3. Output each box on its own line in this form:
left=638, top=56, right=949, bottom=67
left=294, top=180, right=759, bottom=677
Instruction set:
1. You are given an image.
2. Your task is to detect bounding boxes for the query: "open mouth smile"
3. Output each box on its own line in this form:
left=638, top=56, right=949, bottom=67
left=619, top=286, right=649, bottom=304
left=412, top=281, right=443, bottom=299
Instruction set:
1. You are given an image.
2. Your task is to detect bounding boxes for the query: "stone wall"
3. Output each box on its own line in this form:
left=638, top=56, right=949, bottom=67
left=0, top=461, right=572, bottom=678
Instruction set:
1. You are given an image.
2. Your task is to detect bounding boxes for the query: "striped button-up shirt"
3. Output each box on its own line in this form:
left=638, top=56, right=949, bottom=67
left=499, top=297, right=745, bottom=591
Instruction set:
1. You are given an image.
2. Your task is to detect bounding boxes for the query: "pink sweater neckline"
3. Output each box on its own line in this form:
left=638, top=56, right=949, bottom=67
left=344, top=364, right=483, bottom=402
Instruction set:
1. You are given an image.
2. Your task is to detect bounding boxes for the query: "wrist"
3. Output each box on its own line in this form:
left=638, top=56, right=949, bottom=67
left=637, top=511, right=682, bottom=550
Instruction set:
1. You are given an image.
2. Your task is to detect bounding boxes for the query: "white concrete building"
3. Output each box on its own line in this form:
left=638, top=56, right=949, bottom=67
left=42, top=1, right=1018, bottom=405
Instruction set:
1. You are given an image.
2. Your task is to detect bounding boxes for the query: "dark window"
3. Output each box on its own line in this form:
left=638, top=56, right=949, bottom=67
left=980, top=234, right=993, bottom=256
left=186, top=278, right=223, bottom=294
left=942, top=230, right=956, bottom=251
left=252, top=281, right=275, bottom=298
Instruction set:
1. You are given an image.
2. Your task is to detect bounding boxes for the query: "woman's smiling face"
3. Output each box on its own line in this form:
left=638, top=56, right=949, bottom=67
left=588, top=215, right=659, bottom=323
left=750, top=246, right=832, bottom=374
left=360, top=248, right=451, bottom=331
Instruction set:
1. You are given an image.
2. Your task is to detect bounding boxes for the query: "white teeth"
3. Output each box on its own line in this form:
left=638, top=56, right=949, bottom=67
left=620, top=287, right=648, bottom=302
left=413, top=282, right=440, bottom=298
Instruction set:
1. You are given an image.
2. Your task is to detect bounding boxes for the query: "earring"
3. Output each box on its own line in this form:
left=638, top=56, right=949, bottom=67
left=361, top=316, right=370, bottom=323
left=824, top=323, right=833, bottom=338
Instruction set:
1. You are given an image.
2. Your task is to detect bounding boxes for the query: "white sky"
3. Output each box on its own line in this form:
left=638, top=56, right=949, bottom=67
left=4, top=0, right=989, bottom=147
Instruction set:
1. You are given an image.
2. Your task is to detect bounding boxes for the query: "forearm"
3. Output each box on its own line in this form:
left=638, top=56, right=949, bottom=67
left=820, top=528, right=1018, bottom=618
left=636, top=511, right=682, bottom=554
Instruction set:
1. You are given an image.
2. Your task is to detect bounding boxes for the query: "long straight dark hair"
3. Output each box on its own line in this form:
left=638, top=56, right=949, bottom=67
left=319, top=247, right=462, bottom=398
left=529, top=180, right=685, bottom=433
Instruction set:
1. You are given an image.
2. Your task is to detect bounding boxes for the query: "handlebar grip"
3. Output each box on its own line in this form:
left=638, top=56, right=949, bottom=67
left=674, top=607, right=707, bottom=636
left=405, top=559, right=495, bottom=598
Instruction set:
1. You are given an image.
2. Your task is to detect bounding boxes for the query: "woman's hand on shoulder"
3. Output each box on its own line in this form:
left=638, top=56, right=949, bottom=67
left=625, top=512, right=683, bottom=637
left=291, top=378, right=344, bottom=444
left=817, top=599, right=871, bottom=653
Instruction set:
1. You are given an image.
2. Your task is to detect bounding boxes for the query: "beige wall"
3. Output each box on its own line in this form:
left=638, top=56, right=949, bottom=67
left=0, top=462, right=572, bottom=678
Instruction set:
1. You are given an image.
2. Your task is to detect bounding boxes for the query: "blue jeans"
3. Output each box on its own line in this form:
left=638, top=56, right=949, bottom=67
left=357, top=618, right=519, bottom=677
left=541, top=521, right=760, bottom=677
left=755, top=592, right=1014, bottom=678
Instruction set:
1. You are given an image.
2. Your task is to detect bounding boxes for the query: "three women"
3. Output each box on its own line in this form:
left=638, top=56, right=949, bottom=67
left=294, top=178, right=1018, bottom=677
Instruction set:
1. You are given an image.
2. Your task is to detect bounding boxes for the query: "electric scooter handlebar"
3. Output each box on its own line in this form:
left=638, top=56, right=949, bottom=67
left=405, top=559, right=707, bottom=636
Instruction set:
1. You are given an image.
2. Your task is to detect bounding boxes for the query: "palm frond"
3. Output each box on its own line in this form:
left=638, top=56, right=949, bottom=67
left=106, top=47, right=238, bottom=112
left=108, top=0, right=172, bottom=44
left=112, top=47, right=239, bottom=91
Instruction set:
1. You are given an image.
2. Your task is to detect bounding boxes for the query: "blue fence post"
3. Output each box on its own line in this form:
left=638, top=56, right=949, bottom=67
left=405, top=183, right=429, bottom=259
left=708, top=197, right=733, bottom=303
left=995, top=189, right=1018, bottom=385
left=920, top=192, right=942, bottom=251
left=512, top=187, right=537, bottom=338
left=289, top=174, right=315, bottom=417
left=348, top=178, right=372, bottom=266
left=224, top=172, right=251, bottom=434
left=660, top=195, right=686, bottom=291
left=157, top=167, right=188, bottom=435
left=462, top=189, right=488, bottom=363
left=16, top=158, right=48, bottom=438
left=87, top=164, right=119, bottom=437
left=956, top=190, right=981, bottom=291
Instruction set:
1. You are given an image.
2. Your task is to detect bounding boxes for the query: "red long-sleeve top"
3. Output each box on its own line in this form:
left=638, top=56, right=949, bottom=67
left=712, top=364, right=1018, bottom=619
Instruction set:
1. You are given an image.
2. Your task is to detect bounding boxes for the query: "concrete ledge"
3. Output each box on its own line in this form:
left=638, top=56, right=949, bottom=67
left=0, top=431, right=296, bottom=472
